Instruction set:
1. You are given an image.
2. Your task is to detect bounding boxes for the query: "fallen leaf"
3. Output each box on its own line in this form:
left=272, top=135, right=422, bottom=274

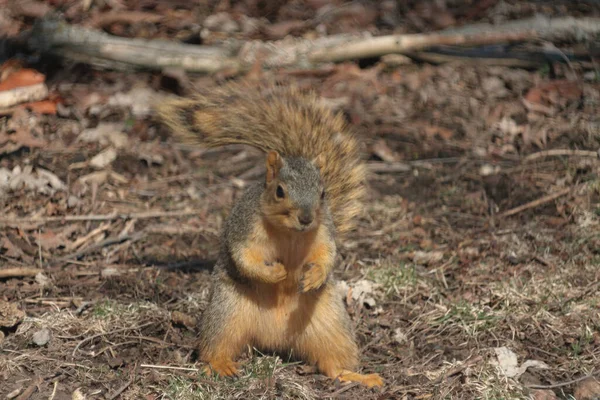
left=78, top=123, right=128, bottom=149
left=107, top=87, right=158, bottom=117
left=393, top=327, right=408, bottom=344
left=529, top=390, right=558, bottom=400
left=32, top=327, right=51, bottom=346
left=0, top=68, right=45, bottom=91
left=9, top=0, right=52, bottom=18
left=72, top=388, right=86, bottom=400
left=411, top=251, right=444, bottom=265
left=524, top=80, right=582, bottom=114
left=35, top=272, right=51, bottom=287
left=574, top=377, right=600, bottom=400
left=263, top=20, right=306, bottom=39
left=494, top=347, right=549, bottom=379
left=0, top=300, right=25, bottom=328
left=90, top=147, right=118, bottom=169
left=1, top=165, right=66, bottom=195
left=350, top=279, right=378, bottom=308
left=423, top=124, right=454, bottom=140
left=20, top=99, right=58, bottom=115
left=371, top=139, right=399, bottom=162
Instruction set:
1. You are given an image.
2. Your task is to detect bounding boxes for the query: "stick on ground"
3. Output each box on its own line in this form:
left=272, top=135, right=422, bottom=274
left=0, top=267, right=43, bottom=279
left=23, top=16, right=600, bottom=73
left=0, top=209, right=203, bottom=227
left=498, top=187, right=572, bottom=218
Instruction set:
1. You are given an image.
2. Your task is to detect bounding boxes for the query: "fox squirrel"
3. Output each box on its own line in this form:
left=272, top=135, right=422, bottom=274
left=157, top=84, right=383, bottom=388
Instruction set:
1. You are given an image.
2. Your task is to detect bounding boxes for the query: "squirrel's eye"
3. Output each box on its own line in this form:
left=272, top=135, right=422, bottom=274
left=276, top=185, right=285, bottom=199
left=321, top=189, right=325, bottom=200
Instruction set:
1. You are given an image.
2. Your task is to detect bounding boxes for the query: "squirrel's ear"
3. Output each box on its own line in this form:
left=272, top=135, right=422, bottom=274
left=311, top=154, right=325, bottom=172
left=266, top=150, right=283, bottom=183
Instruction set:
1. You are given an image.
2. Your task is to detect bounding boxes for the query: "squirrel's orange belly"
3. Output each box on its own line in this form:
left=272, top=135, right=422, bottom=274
left=251, top=290, right=311, bottom=351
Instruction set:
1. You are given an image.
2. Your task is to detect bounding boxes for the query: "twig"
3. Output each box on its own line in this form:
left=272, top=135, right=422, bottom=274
left=15, top=377, right=42, bottom=400
left=498, top=187, right=572, bottom=218
left=53, top=232, right=144, bottom=264
left=525, top=149, right=600, bottom=162
left=66, top=222, right=111, bottom=251
left=48, top=381, right=58, bottom=400
left=308, top=31, right=533, bottom=64
left=329, top=382, right=360, bottom=397
left=106, top=369, right=136, bottom=400
left=0, top=267, right=42, bottom=279
left=140, top=364, right=200, bottom=372
left=0, top=209, right=202, bottom=226
left=368, top=162, right=411, bottom=173
left=526, top=371, right=599, bottom=389
left=72, top=322, right=155, bottom=356
left=432, top=355, right=483, bottom=384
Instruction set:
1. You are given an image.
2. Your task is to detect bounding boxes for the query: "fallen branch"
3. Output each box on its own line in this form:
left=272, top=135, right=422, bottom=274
left=0, top=209, right=203, bottom=227
left=498, top=187, right=572, bottom=218
left=525, top=149, right=600, bottom=162
left=22, top=16, right=600, bottom=73
left=0, top=267, right=42, bottom=279
left=25, top=18, right=239, bottom=73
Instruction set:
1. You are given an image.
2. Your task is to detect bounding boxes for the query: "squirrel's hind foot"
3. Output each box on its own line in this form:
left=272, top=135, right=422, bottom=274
left=330, top=369, right=384, bottom=388
left=203, top=359, right=241, bottom=377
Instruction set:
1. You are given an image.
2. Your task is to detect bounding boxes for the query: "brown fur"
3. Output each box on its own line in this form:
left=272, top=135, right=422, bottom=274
left=156, top=83, right=366, bottom=237
left=158, top=84, right=381, bottom=387
left=200, top=216, right=381, bottom=387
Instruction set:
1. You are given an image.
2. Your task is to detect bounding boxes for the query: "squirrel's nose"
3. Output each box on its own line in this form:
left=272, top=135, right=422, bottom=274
left=298, top=211, right=314, bottom=226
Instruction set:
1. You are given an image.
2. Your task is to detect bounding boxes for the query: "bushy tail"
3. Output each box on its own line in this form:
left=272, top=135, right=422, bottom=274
left=156, top=83, right=366, bottom=237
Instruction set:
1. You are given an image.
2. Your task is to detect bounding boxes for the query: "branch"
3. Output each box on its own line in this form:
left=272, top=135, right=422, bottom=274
left=23, top=16, right=600, bottom=73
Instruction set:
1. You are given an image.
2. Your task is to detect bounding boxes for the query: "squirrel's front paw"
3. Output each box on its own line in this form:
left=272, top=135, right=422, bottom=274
left=299, top=263, right=327, bottom=292
left=263, top=261, right=287, bottom=283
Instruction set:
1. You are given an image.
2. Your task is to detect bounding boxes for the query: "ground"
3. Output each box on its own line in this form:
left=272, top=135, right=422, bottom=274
left=0, top=1, right=599, bottom=399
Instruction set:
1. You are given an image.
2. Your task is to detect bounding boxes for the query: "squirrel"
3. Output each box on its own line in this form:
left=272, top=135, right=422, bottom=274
left=157, top=83, right=383, bottom=388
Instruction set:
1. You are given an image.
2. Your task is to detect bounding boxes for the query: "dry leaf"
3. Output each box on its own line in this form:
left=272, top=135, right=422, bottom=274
left=350, top=279, right=378, bottom=307
left=78, top=123, right=128, bottom=149
left=574, top=377, right=600, bottom=400
left=0, top=68, right=45, bottom=91
left=90, top=147, right=118, bottom=169
left=108, top=87, right=158, bottom=117
left=530, top=389, right=558, bottom=400
left=371, top=139, right=399, bottom=162
left=72, top=388, right=86, bottom=400
left=494, top=347, right=549, bottom=379
left=0, top=299, right=25, bottom=328
left=411, top=251, right=444, bottom=265
left=0, top=165, right=66, bottom=195
left=20, top=99, right=58, bottom=115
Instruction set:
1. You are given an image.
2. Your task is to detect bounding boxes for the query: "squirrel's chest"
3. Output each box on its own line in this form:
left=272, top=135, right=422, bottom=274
left=269, top=232, right=316, bottom=270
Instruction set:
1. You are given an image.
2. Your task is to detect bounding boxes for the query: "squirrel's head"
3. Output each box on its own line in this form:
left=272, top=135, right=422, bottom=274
left=260, top=150, right=325, bottom=233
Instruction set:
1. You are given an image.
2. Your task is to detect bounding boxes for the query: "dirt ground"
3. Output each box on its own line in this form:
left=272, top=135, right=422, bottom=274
left=1, top=1, right=599, bottom=399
